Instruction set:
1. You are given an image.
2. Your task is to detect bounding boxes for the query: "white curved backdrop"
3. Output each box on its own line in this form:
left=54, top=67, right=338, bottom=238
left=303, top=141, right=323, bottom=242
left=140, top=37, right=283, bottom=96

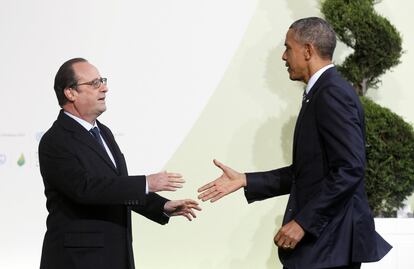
left=0, top=1, right=413, bottom=268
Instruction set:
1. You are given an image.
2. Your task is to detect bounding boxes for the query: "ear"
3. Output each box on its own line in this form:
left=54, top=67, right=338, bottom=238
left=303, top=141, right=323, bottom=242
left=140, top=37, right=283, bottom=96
left=304, top=43, right=313, bottom=61
left=64, top=88, right=76, bottom=102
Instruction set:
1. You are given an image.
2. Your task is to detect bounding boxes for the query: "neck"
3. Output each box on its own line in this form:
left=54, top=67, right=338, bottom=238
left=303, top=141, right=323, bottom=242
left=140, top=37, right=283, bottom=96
left=305, top=59, right=332, bottom=84
left=63, top=105, right=97, bottom=125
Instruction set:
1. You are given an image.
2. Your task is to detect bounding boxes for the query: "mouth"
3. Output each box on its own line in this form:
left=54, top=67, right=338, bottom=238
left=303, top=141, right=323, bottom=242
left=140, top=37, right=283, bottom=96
left=98, top=97, right=106, bottom=102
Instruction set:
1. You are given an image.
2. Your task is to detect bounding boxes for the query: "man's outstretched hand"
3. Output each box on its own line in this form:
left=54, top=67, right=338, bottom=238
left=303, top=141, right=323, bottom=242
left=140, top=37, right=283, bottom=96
left=164, top=199, right=202, bottom=221
left=197, top=159, right=246, bottom=202
left=146, top=171, right=185, bottom=192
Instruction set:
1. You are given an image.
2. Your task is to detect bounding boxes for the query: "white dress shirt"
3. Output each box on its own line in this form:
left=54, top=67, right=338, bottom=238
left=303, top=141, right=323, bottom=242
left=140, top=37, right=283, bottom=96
left=64, top=111, right=117, bottom=167
left=305, top=63, right=334, bottom=95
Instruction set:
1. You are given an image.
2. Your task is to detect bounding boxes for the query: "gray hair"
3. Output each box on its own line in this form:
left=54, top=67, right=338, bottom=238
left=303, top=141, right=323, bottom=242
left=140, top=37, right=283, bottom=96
left=289, top=17, right=336, bottom=60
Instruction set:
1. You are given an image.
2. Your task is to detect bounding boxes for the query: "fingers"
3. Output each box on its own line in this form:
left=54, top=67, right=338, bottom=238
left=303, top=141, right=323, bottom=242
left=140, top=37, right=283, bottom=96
left=168, top=181, right=184, bottom=189
left=199, top=188, right=220, bottom=202
left=177, top=209, right=195, bottom=221
left=183, top=199, right=202, bottom=211
left=274, top=221, right=304, bottom=250
left=184, top=209, right=198, bottom=221
left=172, top=200, right=202, bottom=221
left=210, top=193, right=226, bottom=203
left=197, top=181, right=215, bottom=192
left=275, top=231, right=286, bottom=247
left=274, top=232, right=294, bottom=250
left=183, top=213, right=192, bottom=221
left=275, top=238, right=298, bottom=250
left=183, top=208, right=197, bottom=221
left=167, top=173, right=185, bottom=187
left=197, top=184, right=221, bottom=201
left=289, top=240, right=298, bottom=249
left=166, top=172, right=184, bottom=179
left=160, top=182, right=183, bottom=192
left=187, top=206, right=201, bottom=220
left=147, top=171, right=186, bottom=192
left=197, top=159, right=226, bottom=193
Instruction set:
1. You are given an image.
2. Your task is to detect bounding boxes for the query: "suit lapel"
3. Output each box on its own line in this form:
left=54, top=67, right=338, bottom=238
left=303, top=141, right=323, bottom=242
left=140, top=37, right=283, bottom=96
left=292, top=98, right=309, bottom=162
left=97, top=123, right=128, bottom=176
left=57, top=111, right=119, bottom=173
left=74, top=131, right=119, bottom=173
left=292, top=67, right=335, bottom=162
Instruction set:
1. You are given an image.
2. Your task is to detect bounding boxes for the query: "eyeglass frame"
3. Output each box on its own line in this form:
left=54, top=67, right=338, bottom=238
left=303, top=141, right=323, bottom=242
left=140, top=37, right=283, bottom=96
left=69, top=77, right=107, bottom=89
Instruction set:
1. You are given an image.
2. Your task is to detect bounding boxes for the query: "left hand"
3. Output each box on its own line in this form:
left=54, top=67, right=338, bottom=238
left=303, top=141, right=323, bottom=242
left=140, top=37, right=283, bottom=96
left=164, top=199, right=202, bottom=221
left=274, top=220, right=305, bottom=250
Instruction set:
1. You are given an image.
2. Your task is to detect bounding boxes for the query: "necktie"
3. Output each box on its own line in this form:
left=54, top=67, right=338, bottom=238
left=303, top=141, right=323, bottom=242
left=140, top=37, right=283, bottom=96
left=90, top=127, right=105, bottom=149
left=302, top=91, right=308, bottom=103
left=90, top=127, right=117, bottom=169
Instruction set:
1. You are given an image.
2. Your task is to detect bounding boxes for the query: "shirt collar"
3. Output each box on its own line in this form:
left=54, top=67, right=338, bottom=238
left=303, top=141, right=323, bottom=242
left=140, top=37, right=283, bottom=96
left=305, top=63, right=334, bottom=95
left=64, top=111, right=98, bottom=131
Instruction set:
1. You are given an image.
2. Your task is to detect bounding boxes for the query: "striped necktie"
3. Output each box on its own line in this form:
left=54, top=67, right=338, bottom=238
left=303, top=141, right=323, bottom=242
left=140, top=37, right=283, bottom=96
left=90, top=127, right=105, bottom=149
left=302, top=91, right=308, bottom=103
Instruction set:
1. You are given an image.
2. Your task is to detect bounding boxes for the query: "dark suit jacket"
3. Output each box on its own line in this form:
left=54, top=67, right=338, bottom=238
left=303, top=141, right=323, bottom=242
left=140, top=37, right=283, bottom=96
left=245, top=67, right=391, bottom=269
left=39, top=110, right=169, bottom=269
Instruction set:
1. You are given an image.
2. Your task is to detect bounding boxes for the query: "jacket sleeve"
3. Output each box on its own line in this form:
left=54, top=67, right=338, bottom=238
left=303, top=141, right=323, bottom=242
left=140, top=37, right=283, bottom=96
left=294, top=85, right=365, bottom=238
left=132, top=193, right=170, bottom=225
left=244, top=165, right=293, bottom=203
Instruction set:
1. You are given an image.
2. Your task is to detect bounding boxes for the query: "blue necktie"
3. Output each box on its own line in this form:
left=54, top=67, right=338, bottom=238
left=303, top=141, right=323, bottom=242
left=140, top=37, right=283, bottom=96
left=90, top=127, right=118, bottom=169
left=90, top=127, right=105, bottom=149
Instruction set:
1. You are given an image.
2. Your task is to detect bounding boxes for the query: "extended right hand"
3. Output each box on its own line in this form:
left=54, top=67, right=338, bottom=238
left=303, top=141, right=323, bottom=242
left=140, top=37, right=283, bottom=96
left=197, top=159, right=246, bottom=202
left=146, top=171, right=185, bottom=192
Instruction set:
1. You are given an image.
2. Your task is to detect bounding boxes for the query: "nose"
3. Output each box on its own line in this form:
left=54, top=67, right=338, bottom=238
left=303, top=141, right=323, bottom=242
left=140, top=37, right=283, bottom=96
left=282, top=50, right=287, bottom=61
left=101, top=83, right=108, bottom=92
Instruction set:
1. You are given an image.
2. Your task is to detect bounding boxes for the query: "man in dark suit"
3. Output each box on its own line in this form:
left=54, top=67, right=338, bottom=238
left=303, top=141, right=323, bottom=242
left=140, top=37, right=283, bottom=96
left=39, top=58, right=201, bottom=269
left=198, top=17, right=391, bottom=269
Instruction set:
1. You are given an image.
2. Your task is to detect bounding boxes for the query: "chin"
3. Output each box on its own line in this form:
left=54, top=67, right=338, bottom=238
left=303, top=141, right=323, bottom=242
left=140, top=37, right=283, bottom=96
left=289, top=75, right=298, bottom=81
left=289, top=74, right=302, bottom=82
left=97, top=106, right=107, bottom=115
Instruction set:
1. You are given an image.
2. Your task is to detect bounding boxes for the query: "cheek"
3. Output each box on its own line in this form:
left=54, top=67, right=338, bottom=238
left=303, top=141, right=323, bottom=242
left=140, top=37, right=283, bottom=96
left=286, top=55, right=295, bottom=67
left=86, top=93, right=98, bottom=103
left=78, top=94, right=96, bottom=107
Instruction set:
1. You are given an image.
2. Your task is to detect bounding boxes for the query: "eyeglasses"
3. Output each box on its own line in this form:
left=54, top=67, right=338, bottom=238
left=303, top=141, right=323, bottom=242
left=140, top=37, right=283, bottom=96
left=72, top=77, right=107, bottom=89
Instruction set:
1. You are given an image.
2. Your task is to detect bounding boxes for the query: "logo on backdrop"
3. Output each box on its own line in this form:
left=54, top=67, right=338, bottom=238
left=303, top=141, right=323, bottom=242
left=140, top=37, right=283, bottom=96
left=17, top=153, right=25, bottom=167
left=0, top=154, right=6, bottom=166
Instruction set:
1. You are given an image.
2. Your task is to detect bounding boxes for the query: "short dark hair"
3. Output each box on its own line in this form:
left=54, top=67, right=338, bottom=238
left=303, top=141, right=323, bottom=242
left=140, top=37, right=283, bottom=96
left=54, top=57, right=88, bottom=107
left=289, top=17, right=336, bottom=60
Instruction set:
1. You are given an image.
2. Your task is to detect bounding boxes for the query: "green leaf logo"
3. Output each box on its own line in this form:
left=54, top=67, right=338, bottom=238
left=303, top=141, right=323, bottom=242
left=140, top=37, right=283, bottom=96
left=17, top=153, right=25, bottom=167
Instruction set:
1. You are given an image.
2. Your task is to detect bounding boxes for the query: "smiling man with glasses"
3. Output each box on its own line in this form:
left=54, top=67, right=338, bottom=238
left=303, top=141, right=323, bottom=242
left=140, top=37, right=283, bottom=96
left=38, top=58, right=201, bottom=269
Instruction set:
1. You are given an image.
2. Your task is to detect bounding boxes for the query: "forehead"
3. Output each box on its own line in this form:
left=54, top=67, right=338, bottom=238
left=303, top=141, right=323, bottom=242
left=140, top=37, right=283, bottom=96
left=72, top=61, right=100, bottom=81
left=285, top=29, right=300, bottom=45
